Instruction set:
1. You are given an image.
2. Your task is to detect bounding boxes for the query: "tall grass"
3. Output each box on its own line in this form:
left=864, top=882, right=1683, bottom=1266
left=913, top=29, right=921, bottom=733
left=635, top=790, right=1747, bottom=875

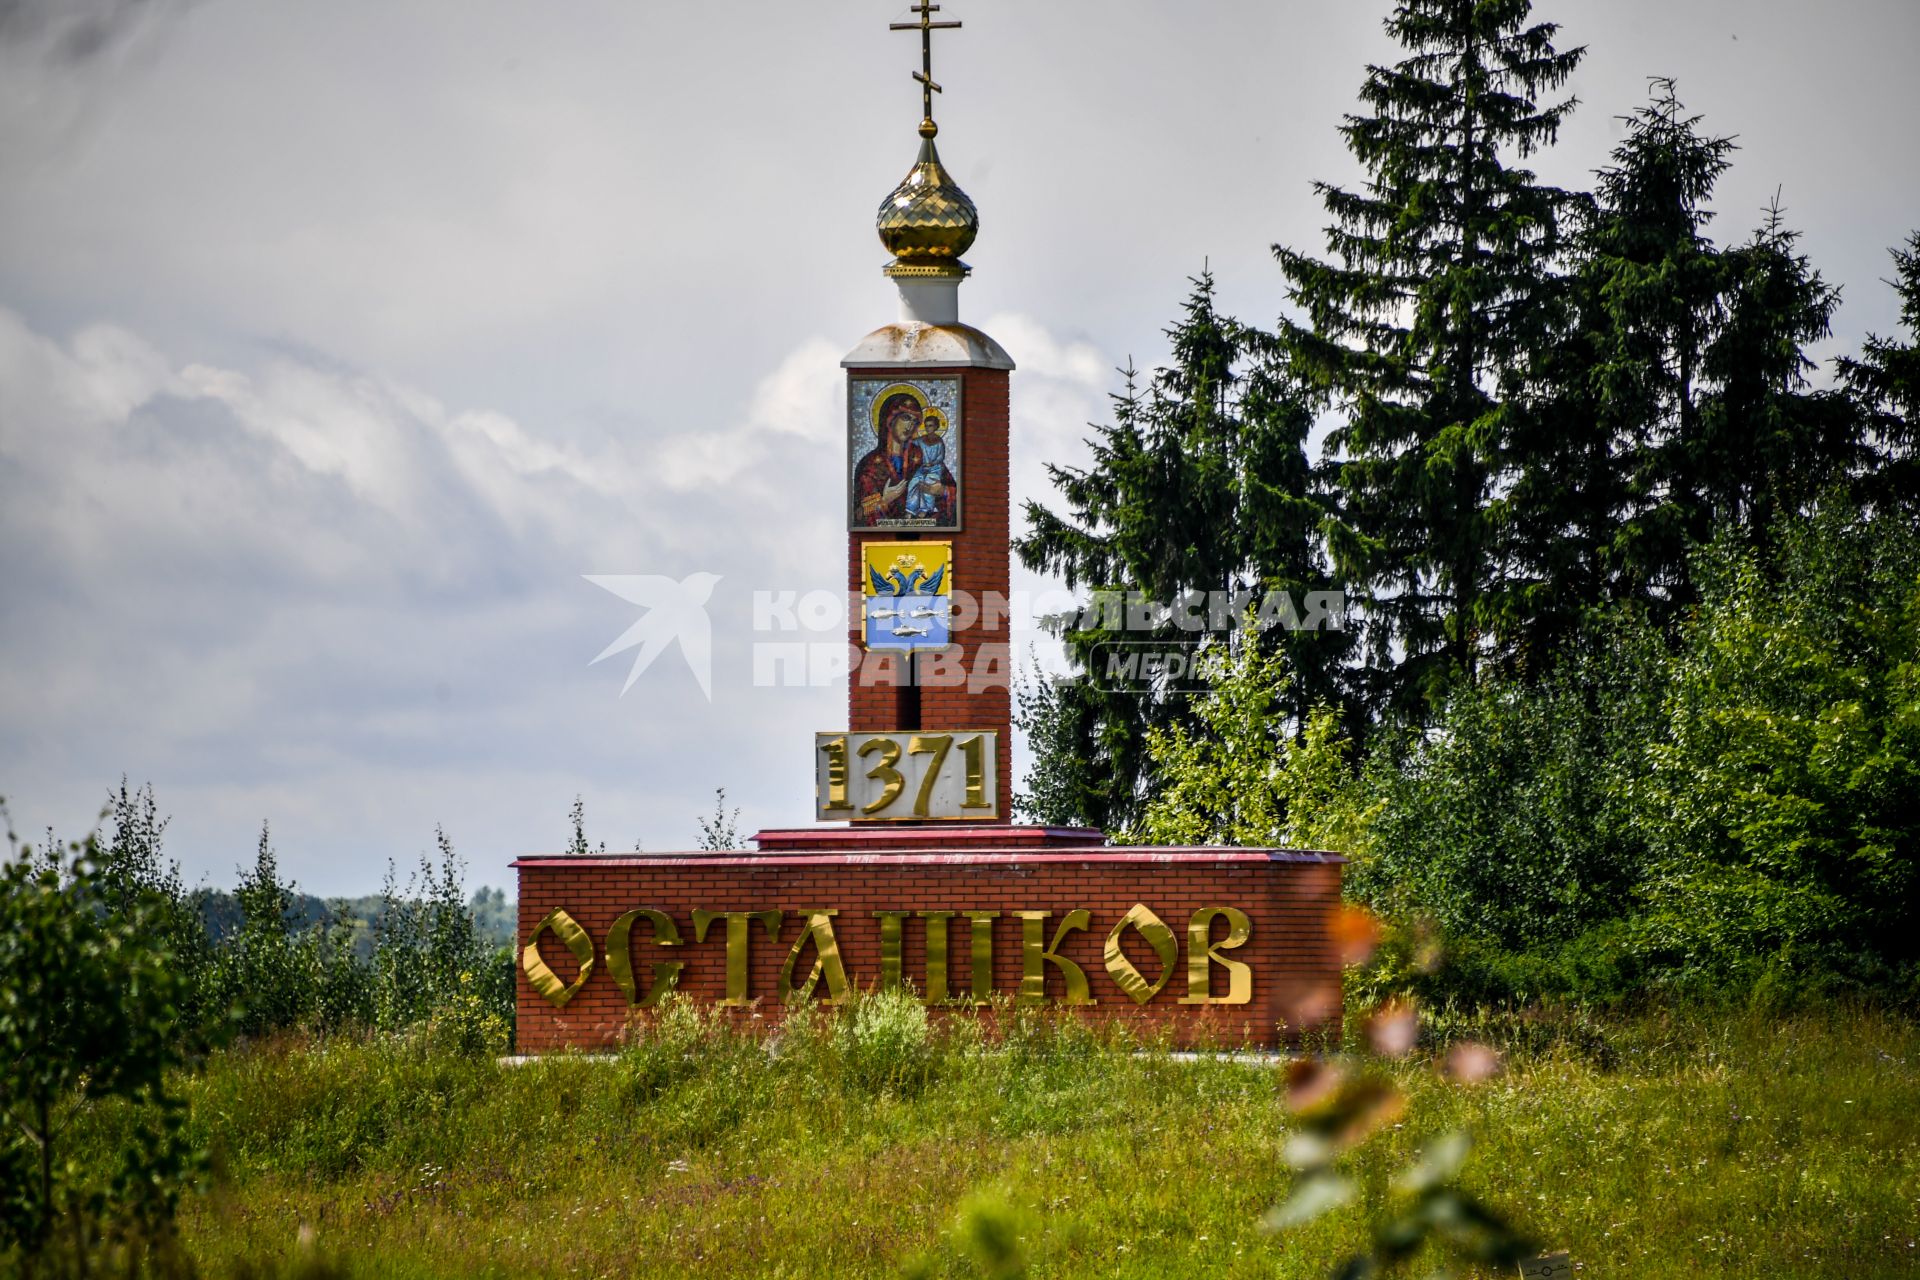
left=62, top=996, right=1920, bottom=1279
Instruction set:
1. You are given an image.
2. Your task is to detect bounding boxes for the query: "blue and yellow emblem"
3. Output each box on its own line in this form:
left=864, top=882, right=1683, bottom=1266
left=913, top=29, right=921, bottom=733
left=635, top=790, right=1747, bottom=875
left=862, top=541, right=953, bottom=651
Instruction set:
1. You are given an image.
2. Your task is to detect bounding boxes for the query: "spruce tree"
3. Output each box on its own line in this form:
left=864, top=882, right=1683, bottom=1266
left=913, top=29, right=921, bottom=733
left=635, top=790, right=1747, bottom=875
left=1509, top=80, right=1734, bottom=644
left=1018, top=271, right=1342, bottom=831
left=1273, top=0, right=1585, bottom=716
left=1585, top=81, right=1732, bottom=616
left=1017, top=362, right=1162, bottom=830
left=1836, top=232, right=1920, bottom=510
left=1528, top=84, right=1864, bottom=630
left=1698, top=199, right=1860, bottom=552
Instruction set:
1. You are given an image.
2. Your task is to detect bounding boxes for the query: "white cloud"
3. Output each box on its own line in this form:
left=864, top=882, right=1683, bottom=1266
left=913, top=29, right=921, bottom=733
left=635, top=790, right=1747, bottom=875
left=0, top=311, right=176, bottom=436
left=656, top=336, right=844, bottom=490
left=0, top=303, right=1122, bottom=890
left=982, top=312, right=1108, bottom=389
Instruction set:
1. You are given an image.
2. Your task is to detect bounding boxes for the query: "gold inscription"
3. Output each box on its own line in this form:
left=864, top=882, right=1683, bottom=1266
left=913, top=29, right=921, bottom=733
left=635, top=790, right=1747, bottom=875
left=524, top=904, right=1266, bottom=1009
left=919, top=910, right=956, bottom=1002
left=1180, top=906, right=1253, bottom=1005
left=857, top=737, right=906, bottom=814
left=1102, top=902, right=1178, bottom=1004
left=692, top=909, right=783, bottom=1006
left=606, top=907, right=685, bottom=1007
left=963, top=910, right=999, bottom=1002
left=815, top=730, right=1001, bottom=821
left=906, top=734, right=954, bottom=817
left=958, top=734, right=991, bottom=808
left=874, top=911, right=913, bottom=991
left=820, top=735, right=854, bottom=811
left=780, top=909, right=851, bottom=1004
left=523, top=908, right=596, bottom=1008
left=1015, top=910, right=1095, bottom=1005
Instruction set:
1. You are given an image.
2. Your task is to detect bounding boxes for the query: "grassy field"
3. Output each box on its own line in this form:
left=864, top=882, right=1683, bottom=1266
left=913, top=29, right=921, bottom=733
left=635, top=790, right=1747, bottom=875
left=102, top=999, right=1919, bottom=1279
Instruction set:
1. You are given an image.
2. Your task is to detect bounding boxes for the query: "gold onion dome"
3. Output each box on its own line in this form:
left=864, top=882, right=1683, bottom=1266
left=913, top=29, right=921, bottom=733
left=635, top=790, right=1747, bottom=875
left=876, top=122, right=977, bottom=277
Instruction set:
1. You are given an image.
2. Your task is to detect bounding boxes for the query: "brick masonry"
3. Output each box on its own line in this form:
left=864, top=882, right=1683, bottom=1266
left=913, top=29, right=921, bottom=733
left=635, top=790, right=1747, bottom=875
left=847, top=365, right=1012, bottom=817
left=513, top=833, right=1344, bottom=1052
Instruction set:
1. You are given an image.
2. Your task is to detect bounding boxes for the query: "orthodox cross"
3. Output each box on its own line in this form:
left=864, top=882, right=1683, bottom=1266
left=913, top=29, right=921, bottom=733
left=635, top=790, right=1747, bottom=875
left=889, top=2, right=962, bottom=128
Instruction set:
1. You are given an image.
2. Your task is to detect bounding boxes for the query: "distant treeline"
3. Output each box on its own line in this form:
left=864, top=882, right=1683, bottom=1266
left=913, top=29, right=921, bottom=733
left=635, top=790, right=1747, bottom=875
left=193, top=881, right=515, bottom=958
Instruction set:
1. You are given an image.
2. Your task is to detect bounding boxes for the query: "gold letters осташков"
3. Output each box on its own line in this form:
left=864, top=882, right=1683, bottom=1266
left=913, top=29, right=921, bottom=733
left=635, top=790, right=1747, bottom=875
left=522, top=904, right=1256, bottom=1011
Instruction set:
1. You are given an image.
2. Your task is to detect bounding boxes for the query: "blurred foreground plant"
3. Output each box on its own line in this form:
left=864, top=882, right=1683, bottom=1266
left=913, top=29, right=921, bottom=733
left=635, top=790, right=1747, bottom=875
left=1267, top=907, right=1535, bottom=1278
left=903, top=1191, right=1029, bottom=1280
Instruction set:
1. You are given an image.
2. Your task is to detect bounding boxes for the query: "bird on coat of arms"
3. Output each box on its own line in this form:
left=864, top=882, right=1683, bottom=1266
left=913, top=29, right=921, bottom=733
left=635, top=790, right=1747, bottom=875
left=868, top=561, right=947, bottom=597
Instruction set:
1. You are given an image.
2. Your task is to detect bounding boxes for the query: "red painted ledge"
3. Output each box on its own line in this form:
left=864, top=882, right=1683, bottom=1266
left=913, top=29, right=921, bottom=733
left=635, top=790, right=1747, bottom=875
left=510, top=847, right=1347, bottom=870
left=751, top=824, right=1106, bottom=851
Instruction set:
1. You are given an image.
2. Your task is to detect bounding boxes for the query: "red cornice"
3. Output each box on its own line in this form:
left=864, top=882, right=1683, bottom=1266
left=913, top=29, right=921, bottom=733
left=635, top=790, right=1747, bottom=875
left=511, top=848, right=1346, bottom=869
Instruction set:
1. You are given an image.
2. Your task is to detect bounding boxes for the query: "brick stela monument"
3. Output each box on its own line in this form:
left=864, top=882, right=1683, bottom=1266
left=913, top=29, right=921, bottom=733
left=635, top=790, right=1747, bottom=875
left=513, top=4, right=1342, bottom=1051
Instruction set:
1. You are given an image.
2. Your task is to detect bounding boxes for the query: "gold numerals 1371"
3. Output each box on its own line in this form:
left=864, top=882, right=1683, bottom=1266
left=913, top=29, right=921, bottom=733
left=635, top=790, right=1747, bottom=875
left=816, top=731, right=998, bottom=821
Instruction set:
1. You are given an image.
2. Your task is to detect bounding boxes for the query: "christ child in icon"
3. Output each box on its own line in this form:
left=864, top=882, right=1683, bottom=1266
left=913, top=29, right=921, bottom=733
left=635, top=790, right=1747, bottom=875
left=905, top=408, right=951, bottom=518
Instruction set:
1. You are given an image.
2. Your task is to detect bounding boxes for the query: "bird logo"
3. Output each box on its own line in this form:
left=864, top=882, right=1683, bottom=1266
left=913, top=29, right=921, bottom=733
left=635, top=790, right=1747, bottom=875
left=867, top=560, right=947, bottom=598
left=584, top=572, right=722, bottom=699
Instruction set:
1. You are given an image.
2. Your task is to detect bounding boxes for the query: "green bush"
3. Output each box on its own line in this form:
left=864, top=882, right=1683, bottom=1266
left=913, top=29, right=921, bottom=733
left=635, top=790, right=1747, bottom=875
left=615, top=994, right=719, bottom=1103
left=371, top=830, right=514, bottom=1037
left=0, top=821, right=203, bottom=1272
left=1373, top=505, right=1919, bottom=1001
left=1132, top=642, right=1375, bottom=853
left=1635, top=503, right=1920, bottom=990
left=1353, top=620, right=1666, bottom=952
left=419, top=970, right=511, bottom=1059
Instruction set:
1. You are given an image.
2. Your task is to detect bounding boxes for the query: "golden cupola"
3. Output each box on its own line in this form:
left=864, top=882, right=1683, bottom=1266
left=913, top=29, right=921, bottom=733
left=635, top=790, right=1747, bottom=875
left=877, top=120, right=978, bottom=279
left=845, top=0, right=1009, bottom=355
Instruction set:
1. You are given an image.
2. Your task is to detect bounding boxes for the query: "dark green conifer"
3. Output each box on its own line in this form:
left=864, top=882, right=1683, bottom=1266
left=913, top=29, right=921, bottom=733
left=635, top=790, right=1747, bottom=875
left=1272, top=0, right=1586, bottom=715
left=1696, top=198, right=1860, bottom=556
left=1507, top=80, right=1733, bottom=646
left=1836, top=232, right=1920, bottom=510
left=1017, top=272, right=1341, bottom=830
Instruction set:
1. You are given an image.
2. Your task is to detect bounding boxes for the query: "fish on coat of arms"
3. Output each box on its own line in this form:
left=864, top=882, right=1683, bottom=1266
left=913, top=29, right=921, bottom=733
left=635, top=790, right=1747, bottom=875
left=862, top=542, right=953, bottom=651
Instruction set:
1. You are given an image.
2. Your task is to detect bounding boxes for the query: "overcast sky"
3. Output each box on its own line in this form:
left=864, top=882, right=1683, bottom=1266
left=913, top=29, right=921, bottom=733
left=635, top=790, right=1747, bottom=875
left=2, top=0, right=1916, bottom=896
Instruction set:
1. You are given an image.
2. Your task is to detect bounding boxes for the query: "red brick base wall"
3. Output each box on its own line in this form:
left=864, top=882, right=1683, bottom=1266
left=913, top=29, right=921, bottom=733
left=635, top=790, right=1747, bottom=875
left=512, top=845, right=1343, bottom=1051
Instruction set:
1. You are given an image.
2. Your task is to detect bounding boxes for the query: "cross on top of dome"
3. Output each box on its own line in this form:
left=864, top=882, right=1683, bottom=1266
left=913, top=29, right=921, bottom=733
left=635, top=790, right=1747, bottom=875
left=888, top=1, right=963, bottom=139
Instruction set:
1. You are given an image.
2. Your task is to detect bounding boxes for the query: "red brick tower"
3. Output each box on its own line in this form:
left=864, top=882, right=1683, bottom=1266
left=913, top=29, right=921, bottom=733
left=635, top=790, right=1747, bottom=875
left=835, top=6, right=1013, bottom=821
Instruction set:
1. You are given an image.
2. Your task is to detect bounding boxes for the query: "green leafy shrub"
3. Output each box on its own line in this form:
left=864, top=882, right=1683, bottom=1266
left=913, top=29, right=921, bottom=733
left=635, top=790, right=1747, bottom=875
left=372, top=829, right=514, bottom=1036
left=0, top=818, right=204, bottom=1272
left=615, top=994, right=718, bottom=1104
left=419, top=970, right=511, bottom=1059
left=1140, top=503, right=1918, bottom=1005
left=1352, top=620, right=1666, bottom=953
left=1635, top=504, right=1920, bottom=990
left=97, top=780, right=223, bottom=1040
left=1133, top=642, right=1376, bottom=853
